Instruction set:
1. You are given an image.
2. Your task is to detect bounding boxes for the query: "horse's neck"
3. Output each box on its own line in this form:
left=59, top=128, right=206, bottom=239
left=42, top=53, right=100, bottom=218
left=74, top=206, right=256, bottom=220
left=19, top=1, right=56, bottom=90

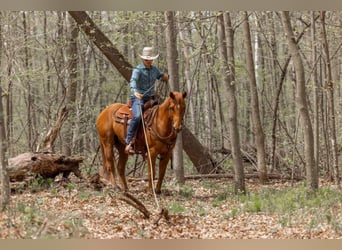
left=155, top=98, right=172, bottom=133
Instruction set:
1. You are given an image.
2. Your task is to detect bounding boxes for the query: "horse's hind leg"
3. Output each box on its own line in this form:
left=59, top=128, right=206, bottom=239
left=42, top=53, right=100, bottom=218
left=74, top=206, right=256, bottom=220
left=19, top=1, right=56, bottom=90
left=100, top=137, right=116, bottom=186
left=116, top=143, right=129, bottom=191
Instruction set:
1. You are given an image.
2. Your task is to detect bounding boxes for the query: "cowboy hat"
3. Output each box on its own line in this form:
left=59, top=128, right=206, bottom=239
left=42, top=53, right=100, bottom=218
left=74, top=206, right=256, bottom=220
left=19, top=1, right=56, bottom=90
left=139, top=47, right=159, bottom=60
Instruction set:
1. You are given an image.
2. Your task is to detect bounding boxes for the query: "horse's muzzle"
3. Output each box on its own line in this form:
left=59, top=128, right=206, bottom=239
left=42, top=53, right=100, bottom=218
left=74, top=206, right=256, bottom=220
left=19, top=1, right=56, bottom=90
left=173, top=125, right=182, bottom=133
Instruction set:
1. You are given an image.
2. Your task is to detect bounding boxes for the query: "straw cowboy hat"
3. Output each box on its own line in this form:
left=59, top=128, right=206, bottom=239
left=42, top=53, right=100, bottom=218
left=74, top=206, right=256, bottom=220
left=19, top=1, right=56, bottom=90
left=139, top=47, right=159, bottom=60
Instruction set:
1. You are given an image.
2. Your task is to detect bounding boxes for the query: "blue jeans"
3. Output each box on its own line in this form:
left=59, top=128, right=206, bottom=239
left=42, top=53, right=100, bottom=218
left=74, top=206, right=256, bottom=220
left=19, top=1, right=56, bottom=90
left=125, top=95, right=150, bottom=145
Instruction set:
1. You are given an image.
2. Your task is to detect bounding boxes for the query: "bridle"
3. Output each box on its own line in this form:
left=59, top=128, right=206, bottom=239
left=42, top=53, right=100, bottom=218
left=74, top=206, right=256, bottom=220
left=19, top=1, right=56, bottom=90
left=147, top=98, right=183, bottom=148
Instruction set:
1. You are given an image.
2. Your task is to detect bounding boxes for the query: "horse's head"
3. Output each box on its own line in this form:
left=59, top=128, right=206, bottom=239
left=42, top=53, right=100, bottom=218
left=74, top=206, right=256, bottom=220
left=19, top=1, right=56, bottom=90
left=169, top=91, right=187, bottom=132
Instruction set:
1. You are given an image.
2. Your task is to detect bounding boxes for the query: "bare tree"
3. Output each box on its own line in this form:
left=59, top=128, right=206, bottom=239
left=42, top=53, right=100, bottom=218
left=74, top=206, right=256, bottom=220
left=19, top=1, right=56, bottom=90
left=281, top=11, right=318, bottom=193
left=0, top=17, right=10, bottom=210
left=165, top=11, right=185, bottom=184
left=62, top=14, right=79, bottom=156
left=0, top=84, right=9, bottom=211
left=311, top=11, right=320, bottom=181
left=217, top=12, right=245, bottom=194
left=242, top=11, right=267, bottom=183
left=320, top=11, right=339, bottom=185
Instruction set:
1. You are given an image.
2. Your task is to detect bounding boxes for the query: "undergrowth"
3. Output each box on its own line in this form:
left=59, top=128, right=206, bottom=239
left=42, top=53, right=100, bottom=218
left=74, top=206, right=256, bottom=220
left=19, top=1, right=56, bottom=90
left=2, top=178, right=341, bottom=238
left=229, top=182, right=342, bottom=232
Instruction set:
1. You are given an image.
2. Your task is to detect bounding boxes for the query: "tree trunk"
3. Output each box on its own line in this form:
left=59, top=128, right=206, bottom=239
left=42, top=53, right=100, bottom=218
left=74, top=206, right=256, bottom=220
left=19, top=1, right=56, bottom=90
left=311, top=11, right=320, bottom=182
left=0, top=85, right=10, bottom=210
left=68, top=11, right=217, bottom=173
left=281, top=11, right=318, bottom=193
left=38, top=106, right=69, bottom=152
left=217, top=12, right=245, bottom=194
left=68, top=11, right=132, bottom=82
left=22, top=12, right=34, bottom=150
left=165, top=11, right=185, bottom=184
left=62, top=14, right=79, bottom=156
left=177, top=18, right=196, bottom=131
left=320, top=11, right=339, bottom=185
left=0, top=19, right=10, bottom=208
left=242, top=11, right=267, bottom=184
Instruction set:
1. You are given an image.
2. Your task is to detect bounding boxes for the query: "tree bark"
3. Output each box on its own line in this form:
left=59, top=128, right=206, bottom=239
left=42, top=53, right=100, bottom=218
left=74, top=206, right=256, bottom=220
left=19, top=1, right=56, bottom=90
left=1, top=18, right=10, bottom=210
left=311, top=11, right=320, bottom=183
left=38, top=106, right=69, bottom=152
left=320, top=11, right=339, bottom=185
left=281, top=11, right=318, bottom=193
left=217, top=12, right=245, bottom=194
left=0, top=49, right=10, bottom=209
left=68, top=11, right=217, bottom=173
left=68, top=11, right=132, bottom=82
left=165, top=11, right=185, bottom=184
left=63, top=14, right=79, bottom=156
left=242, top=11, right=267, bottom=183
left=0, top=88, right=10, bottom=210
left=8, top=152, right=83, bottom=182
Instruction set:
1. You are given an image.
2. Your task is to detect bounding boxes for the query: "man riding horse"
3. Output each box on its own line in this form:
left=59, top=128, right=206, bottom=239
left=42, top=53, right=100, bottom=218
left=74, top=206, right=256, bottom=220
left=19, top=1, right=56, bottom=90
left=125, top=47, right=169, bottom=154
left=96, top=46, right=186, bottom=193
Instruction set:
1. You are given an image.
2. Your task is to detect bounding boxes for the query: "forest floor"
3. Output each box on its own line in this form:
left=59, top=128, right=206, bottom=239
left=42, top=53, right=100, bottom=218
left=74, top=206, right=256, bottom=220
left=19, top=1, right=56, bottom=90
left=1, top=176, right=342, bottom=239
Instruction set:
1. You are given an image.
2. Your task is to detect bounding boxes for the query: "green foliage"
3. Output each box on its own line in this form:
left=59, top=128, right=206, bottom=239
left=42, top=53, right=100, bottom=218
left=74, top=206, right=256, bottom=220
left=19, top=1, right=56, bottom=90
left=223, top=159, right=232, bottom=171
left=178, top=184, right=195, bottom=198
left=230, top=182, right=342, bottom=232
left=197, top=205, right=207, bottom=217
left=31, top=176, right=53, bottom=193
left=167, top=201, right=185, bottom=214
left=66, top=183, right=75, bottom=194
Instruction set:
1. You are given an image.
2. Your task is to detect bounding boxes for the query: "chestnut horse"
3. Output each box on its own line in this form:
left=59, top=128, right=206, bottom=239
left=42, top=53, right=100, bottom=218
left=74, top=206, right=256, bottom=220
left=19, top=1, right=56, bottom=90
left=96, top=91, right=187, bottom=194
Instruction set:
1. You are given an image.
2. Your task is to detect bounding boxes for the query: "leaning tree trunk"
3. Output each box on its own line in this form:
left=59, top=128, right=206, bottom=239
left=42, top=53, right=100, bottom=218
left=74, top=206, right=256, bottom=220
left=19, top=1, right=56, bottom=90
left=281, top=11, right=318, bottom=193
left=68, top=11, right=217, bottom=174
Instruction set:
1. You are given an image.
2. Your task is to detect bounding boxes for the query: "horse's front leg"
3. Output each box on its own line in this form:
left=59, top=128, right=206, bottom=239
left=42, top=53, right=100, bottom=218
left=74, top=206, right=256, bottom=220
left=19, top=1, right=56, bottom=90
left=155, top=151, right=172, bottom=194
left=146, top=149, right=158, bottom=193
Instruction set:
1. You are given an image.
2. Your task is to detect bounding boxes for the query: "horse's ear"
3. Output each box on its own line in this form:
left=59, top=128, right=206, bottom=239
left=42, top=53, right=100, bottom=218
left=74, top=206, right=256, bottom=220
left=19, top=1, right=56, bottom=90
left=182, top=91, right=187, bottom=98
left=169, top=92, right=175, bottom=99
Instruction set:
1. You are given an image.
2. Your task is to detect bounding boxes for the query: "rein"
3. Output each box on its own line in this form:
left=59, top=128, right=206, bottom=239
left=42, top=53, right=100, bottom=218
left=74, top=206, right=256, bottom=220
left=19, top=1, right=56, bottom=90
left=147, top=100, right=179, bottom=147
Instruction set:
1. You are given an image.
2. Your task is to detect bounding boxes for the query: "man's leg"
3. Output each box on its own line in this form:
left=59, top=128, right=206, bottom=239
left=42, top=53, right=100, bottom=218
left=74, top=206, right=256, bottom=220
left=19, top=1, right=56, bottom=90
left=125, top=97, right=143, bottom=153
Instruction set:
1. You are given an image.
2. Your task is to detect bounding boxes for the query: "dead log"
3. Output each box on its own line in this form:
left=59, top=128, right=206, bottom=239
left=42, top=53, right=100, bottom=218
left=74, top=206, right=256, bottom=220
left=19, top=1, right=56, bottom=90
left=8, top=152, right=83, bottom=182
left=183, top=173, right=304, bottom=181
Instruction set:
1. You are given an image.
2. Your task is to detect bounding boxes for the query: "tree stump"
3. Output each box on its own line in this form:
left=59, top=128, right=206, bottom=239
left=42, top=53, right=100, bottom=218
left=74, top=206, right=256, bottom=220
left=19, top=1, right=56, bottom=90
left=8, top=152, right=83, bottom=182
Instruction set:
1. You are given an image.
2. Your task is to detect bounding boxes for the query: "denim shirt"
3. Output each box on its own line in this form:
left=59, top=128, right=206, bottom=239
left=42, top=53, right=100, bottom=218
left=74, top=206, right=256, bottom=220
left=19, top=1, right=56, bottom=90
left=129, top=63, right=164, bottom=97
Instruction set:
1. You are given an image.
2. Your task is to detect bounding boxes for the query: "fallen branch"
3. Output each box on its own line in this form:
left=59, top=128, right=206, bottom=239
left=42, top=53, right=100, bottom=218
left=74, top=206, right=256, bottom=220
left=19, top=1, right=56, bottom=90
left=154, top=208, right=173, bottom=226
left=117, top=192, right=151, bottom=219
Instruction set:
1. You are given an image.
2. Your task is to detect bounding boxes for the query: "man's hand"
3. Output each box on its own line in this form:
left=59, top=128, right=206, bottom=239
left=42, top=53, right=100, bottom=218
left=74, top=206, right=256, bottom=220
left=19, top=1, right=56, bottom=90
left=161, top=73, right=169, bottom=82
left=134, top=92, right=143, bottom=99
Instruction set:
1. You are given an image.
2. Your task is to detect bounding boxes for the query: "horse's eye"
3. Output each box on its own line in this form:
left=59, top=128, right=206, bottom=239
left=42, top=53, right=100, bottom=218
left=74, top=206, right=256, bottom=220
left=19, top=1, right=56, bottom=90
left=169, top=106, right=174, bottom=111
